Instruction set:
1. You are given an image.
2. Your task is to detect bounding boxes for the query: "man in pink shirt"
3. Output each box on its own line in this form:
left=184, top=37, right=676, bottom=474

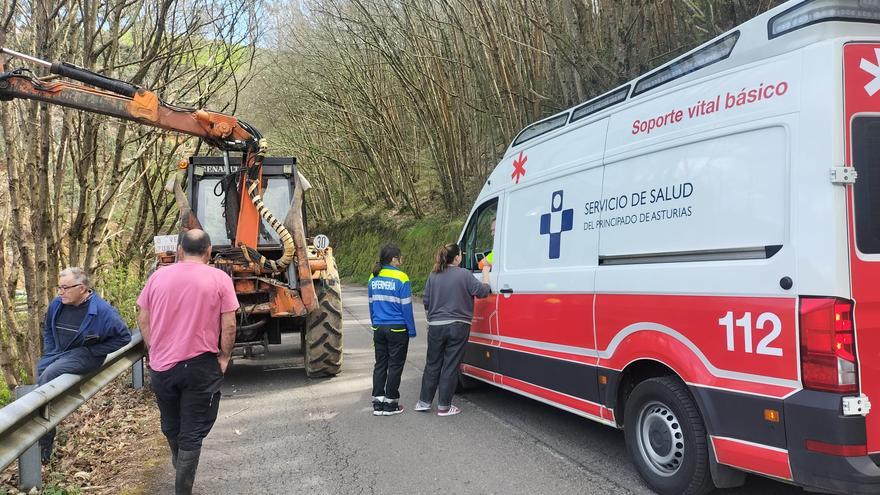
left=137, top=229, right=238, bottom=495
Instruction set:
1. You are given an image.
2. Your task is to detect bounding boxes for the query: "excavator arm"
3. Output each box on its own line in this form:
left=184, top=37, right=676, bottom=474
left=0, top=48, right=301, bottom=278
left=0, top=47, right=260, bottom=151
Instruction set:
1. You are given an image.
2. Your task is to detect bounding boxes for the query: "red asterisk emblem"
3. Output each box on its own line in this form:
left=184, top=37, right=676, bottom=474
left=511, top=152, right=527, bottom=184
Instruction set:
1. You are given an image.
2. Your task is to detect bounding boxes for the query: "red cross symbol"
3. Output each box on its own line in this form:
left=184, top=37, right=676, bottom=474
left=511, top=152, right=527, bottom=184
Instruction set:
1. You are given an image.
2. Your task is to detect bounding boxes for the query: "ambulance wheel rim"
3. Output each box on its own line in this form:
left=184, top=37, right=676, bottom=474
left=636, top=400, right=685, bottom=477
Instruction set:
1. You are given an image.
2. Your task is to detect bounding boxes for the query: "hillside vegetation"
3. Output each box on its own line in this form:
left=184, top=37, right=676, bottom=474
left=317, top=214, right=464, bottom=293
left=252, top=0, right=785, bottom=225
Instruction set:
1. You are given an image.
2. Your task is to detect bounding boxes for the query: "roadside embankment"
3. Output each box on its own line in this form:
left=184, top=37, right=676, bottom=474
left=0, top=372, right=163, bottom=495
left=316, top=213, right=464, bottom=293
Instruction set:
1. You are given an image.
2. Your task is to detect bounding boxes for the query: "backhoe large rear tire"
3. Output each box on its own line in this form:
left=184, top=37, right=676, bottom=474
left=304, top=276, right=343, bottom=377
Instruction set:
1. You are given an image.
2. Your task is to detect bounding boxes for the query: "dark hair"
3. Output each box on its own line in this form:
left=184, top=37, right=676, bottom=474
left=180, top=229, right=212, bottom=256
left=373, top=244, right=401, bottom=277
left=432, top=243, right=460, bottom=273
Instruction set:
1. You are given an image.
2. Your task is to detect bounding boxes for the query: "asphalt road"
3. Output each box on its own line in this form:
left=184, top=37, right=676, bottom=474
left=148, top=285, right=815, bottom=494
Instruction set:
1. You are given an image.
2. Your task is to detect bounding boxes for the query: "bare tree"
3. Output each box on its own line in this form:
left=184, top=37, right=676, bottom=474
left=258, top=0, right=785, bottom=222
left=0, top=0, right=263, bottom=382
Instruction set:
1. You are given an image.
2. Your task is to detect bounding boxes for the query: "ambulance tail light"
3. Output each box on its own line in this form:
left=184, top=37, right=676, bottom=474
left=769, top=0, right=880, bottom=39
left=800, top=297, right=858, bottom=393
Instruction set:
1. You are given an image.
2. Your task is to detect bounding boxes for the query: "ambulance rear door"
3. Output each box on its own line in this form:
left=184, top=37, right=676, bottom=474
left=844, top=42, right=880, bottom=455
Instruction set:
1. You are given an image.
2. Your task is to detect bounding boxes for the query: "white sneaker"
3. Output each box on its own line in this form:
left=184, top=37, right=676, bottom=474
left=437, top=405, right=461, bottom=417
left=414, top=401, right=431, bottom=412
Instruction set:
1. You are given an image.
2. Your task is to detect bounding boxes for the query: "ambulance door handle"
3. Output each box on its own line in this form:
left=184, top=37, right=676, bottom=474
left=500, top=286, right=514, bottom=298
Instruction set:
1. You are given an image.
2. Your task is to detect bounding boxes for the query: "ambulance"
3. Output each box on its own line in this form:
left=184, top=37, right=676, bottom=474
left=458, top=1, right=880, bottom=493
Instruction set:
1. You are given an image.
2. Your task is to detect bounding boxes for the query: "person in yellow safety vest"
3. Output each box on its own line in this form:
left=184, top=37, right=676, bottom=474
left=478, top=219, right=496, bottom=270
left=478, top=251, right=493, bottom=270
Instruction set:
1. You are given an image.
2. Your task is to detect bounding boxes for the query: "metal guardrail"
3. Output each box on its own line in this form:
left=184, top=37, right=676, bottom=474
left=0, top=331, right=145, bottom=489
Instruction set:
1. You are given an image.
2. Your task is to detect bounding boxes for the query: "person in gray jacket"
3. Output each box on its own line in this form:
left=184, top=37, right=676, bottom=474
left=415, top=243, right=490, bottom=416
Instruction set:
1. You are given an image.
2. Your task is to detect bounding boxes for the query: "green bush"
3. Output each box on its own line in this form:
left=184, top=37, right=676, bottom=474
left=317, top=214, right=464, bottom=294
left=97, top=266, right=145, bottom=328
left=0, top=379, right=10, bottom=407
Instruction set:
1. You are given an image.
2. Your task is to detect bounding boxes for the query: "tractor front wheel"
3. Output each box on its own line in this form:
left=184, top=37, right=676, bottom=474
left=303, top=277, right=343, bottom=377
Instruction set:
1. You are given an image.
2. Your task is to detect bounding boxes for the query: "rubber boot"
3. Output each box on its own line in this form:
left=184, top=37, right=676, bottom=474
left=39, top=428, right=56, bottom=464
left=175, top=448, right=201, bottom=495
left=168, top=439, right=179, bottom=469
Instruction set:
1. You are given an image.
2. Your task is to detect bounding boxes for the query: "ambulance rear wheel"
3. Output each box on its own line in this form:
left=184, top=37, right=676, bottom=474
left=624, top=377, right=713, bottom=495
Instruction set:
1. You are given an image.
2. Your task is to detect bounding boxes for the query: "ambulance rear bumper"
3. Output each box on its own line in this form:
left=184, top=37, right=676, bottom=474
left=785, top=389, right=880, bottom=494
left=793, top=456, right=880, bottom=494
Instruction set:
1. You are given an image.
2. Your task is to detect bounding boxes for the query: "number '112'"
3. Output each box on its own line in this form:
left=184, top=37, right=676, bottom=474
left=718, top=311, right=783, bottom=356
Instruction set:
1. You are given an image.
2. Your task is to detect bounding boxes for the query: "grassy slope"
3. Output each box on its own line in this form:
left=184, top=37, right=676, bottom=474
left=316, top=214, right=464, bottom=294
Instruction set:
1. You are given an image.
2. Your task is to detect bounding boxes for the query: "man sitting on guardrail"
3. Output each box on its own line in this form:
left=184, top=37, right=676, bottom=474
left=37, top=266, right=132, bottom=464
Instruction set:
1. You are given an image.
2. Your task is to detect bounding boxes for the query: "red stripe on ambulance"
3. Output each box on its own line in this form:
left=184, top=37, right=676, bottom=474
left=711, top=436, right=792, bottom=481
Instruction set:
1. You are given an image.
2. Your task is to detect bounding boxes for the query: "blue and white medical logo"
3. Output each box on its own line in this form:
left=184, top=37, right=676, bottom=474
left=539, top=190, right=574, bottom=259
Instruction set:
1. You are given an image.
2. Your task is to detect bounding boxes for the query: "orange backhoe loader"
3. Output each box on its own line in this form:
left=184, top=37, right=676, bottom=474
left=0, top=48, right=343, bottom=376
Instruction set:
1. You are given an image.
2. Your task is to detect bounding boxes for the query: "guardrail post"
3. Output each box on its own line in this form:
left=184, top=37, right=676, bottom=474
left=14, top=384, right=41, bottom=491
left=131, top=358, right=144, bottom=390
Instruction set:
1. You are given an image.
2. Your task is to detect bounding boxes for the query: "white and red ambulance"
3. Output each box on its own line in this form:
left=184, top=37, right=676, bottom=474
left=458, top=1, right=880, bottom=493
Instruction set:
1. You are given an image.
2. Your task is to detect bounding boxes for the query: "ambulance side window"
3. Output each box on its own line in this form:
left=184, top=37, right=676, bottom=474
left=853, top=117, right=880, bottom=254
left=460, top=199, right=498, bottom=271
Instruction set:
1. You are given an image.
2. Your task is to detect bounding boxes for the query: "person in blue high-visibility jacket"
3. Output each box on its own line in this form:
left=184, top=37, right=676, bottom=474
left=368, top=244, right=416, bottom=416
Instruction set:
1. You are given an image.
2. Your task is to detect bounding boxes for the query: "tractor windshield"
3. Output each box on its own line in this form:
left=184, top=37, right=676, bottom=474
left=195, top=176, right=291, bottom=247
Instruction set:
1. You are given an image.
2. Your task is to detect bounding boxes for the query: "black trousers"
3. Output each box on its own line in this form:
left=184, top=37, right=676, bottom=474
left=150, top=352, right=223, bottom=451
left=419, top=322, right=470, bottom=408
left=372, top=326, right=410, bottom=401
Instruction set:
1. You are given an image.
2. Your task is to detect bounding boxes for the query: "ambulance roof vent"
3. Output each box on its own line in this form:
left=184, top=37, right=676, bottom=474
left=570, top=86, right=630, bottom=123
left=512, top=113, right=569, bottom=147
left=632, top=31, right=740, bottom=97
left=769, top=0, right=880, bottom=39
